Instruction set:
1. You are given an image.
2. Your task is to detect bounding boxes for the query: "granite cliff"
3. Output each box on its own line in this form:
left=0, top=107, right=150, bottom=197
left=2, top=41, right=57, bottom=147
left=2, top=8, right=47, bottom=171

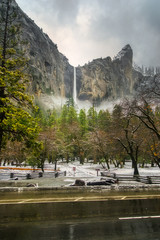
left=17, top=4, right=73, bottom=99
left=1, top=0, right=74, bottom=99
left=1, top=0, right=144, bottom=106
left=76, top=45, right=143, bottom=102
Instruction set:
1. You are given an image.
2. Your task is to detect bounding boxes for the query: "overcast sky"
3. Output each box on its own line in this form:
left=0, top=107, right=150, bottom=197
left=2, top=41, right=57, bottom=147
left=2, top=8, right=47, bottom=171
left=16, top=0, right=160, bottom=67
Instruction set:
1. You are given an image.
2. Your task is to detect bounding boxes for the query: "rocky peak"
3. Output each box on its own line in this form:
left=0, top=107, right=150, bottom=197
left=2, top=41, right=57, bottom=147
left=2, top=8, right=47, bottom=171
left=113, top=44, right=133, bottom=74
left=114, top=44, right=132, bottom=62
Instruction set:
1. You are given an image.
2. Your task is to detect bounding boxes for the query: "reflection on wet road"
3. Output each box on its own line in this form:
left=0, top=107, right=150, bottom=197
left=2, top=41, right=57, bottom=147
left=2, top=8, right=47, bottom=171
left=0, top=217, right=160, bottom=240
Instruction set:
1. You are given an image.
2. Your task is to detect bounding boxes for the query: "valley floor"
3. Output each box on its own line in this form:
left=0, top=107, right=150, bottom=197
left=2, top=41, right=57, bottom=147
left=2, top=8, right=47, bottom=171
left=0, top=160, right=160, bottom=188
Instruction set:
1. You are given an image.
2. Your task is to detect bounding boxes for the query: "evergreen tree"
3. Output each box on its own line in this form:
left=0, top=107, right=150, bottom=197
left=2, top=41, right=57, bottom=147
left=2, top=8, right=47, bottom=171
left=87, top=106, right=97, bottom=130
left=98, top=109, right=111, bottom=131
left=0, top=0, right=39, bottom=151
left=67, top=105, right=78, bottom=124
left=79, top=109, right=87, bottom=136
left=66, top=97, right=75, bottom=108
left=59, top=104, right=68, bottom=127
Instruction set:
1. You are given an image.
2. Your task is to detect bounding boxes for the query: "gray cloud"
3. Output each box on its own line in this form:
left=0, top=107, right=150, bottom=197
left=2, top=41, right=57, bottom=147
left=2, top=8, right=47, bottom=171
left=16, top=0, right=160, bottom=67
left=143, top=0, right=160, bottom=29
left=35, top=0, right=81, bottom=26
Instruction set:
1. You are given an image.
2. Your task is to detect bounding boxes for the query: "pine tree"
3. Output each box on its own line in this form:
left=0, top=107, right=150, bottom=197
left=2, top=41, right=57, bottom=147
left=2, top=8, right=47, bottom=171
left=0, top=0, right=39, bottom=151
left=87, top=106, right=98, bottom=130
left=98, top=109, right=111, bottom=130
left=67, top=106, right=78, bottom=124
left=79, top=109, right=87, bottom=136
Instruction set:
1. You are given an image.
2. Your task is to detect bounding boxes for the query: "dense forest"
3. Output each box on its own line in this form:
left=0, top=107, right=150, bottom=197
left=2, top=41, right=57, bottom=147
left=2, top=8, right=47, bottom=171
left=1, top=95, right=160, bottom=177
left=1, top=0, right=160, bottom=177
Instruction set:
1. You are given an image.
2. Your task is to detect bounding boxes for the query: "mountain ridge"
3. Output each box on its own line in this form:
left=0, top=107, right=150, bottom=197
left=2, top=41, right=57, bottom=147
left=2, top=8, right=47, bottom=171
left=1, top=0, right=148, bottom=107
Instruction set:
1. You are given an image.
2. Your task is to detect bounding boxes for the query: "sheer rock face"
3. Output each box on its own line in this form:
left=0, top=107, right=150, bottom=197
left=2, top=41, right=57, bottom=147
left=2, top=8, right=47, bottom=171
left=9, top=0, right=74, bottom=98
left=77, top=45, right=138, bottom=101
left=3, top=1, right=144, bottom=103
left=20, top=14, right=74, bottom=98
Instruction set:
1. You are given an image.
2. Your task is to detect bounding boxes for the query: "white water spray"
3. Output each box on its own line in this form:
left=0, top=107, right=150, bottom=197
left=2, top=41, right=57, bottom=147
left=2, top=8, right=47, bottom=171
left=73, top=67, right=77, bottom=104
left=38, top=65, right=120, bottom=112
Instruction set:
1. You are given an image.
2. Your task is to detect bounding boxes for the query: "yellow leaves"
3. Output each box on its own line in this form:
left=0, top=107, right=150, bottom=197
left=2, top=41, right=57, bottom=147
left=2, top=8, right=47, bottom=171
left=0, top=97, right=9, bottom=104
left=6, top=48, right=16, bottom=55
left=150, top=142, right=160, bottom=158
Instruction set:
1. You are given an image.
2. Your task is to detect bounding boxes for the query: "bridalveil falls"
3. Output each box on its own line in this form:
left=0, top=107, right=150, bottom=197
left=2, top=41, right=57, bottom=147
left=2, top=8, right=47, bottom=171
left=73, top=67, right=77, bottom=104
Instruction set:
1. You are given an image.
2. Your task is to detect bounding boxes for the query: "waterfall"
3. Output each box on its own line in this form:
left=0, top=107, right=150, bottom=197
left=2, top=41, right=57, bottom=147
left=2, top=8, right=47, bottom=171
left=73, top=67, right=77, bottom=104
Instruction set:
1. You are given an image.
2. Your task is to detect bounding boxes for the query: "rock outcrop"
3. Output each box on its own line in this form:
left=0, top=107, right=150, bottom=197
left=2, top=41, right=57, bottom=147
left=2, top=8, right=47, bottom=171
left=76, top=45, right=141, bottom=102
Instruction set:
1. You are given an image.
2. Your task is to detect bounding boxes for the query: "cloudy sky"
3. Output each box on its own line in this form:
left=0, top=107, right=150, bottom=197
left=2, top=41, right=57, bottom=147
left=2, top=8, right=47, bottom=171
left=16, top=0, right=160, bottom=67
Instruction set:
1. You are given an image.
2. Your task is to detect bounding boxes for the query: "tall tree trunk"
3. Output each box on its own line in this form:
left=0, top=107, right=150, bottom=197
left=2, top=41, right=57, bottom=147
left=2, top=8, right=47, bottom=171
left=154, top=158, right=160, bottom=168
left=0, top=132, right=3, bottom=153
left=80, top=155, right=84, bottom=164
left=131, top=157, right=139, bottom=176
left=54, top=159, right=57, bottom=171
left=105, top=157, right=110, bottom=169
left=41, top=160, right=44, bottom=172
